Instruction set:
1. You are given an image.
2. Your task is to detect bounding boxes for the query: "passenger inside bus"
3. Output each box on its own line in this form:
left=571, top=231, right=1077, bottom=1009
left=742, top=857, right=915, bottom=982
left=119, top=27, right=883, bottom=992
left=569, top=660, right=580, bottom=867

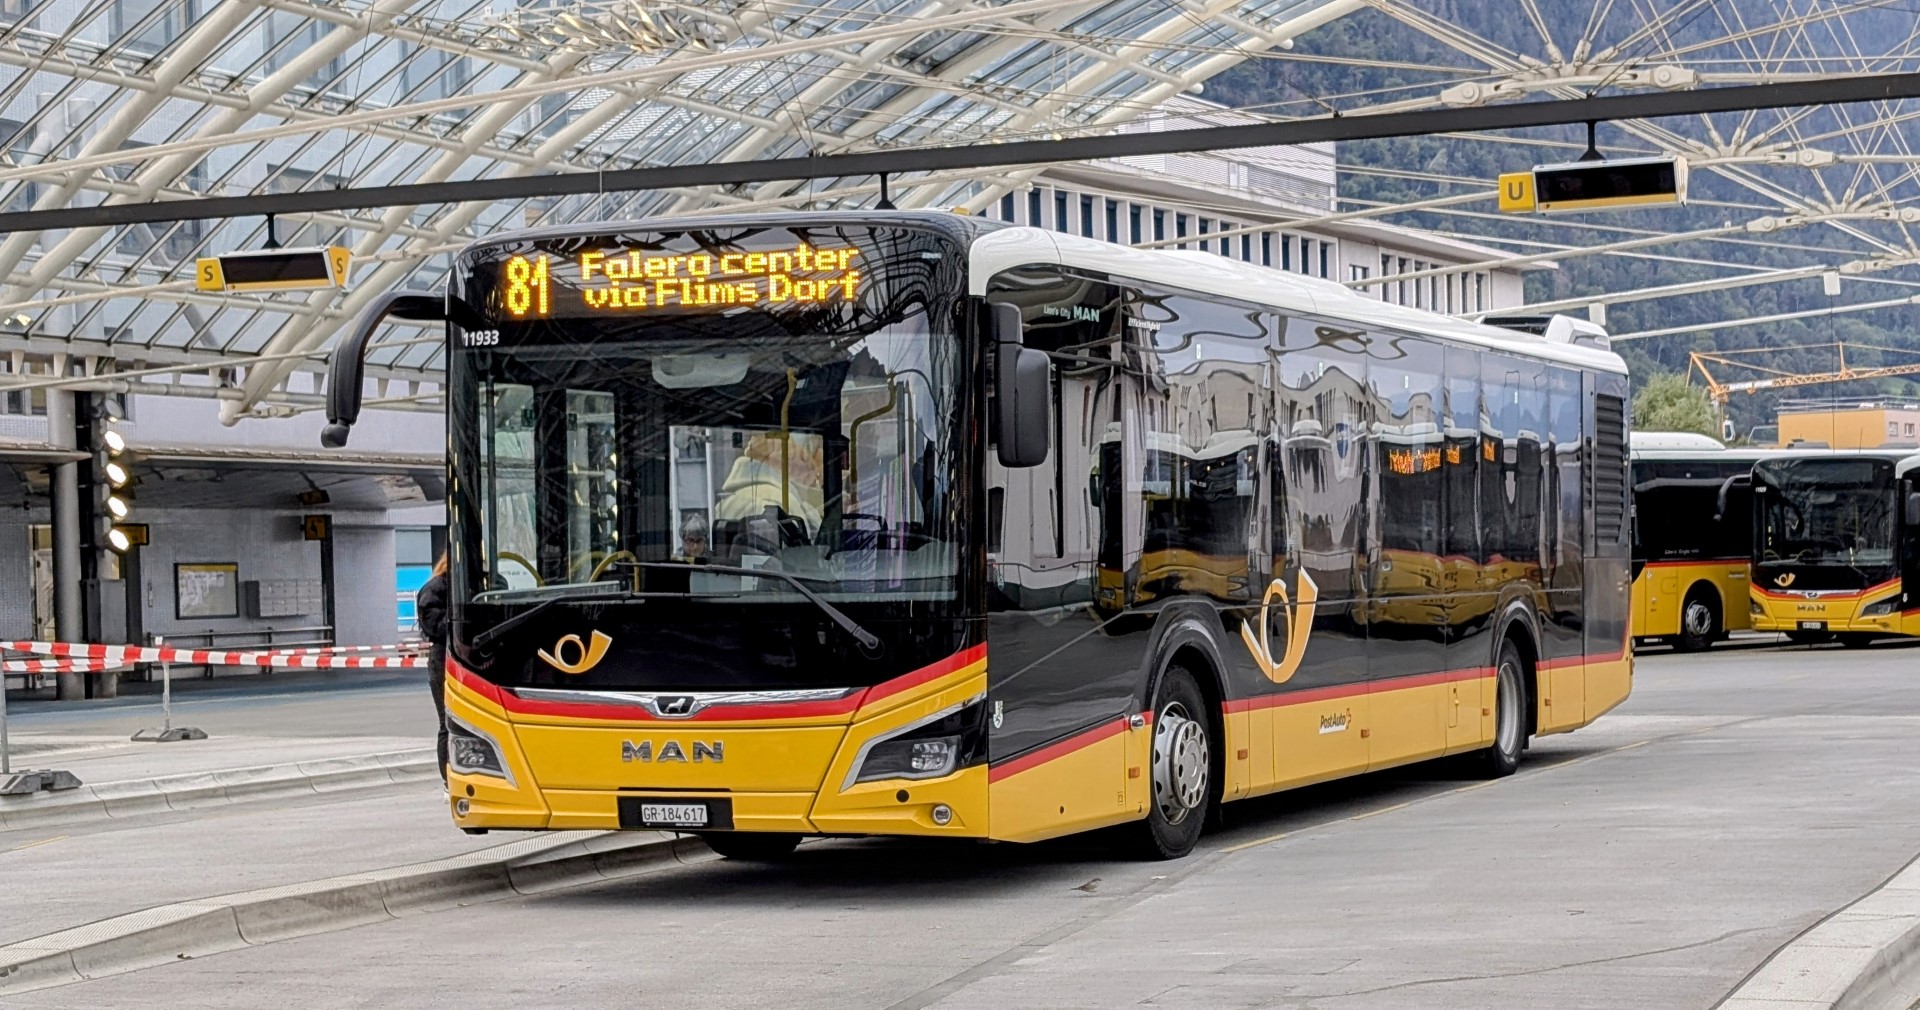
left=712, top=432, right=826, bottom=559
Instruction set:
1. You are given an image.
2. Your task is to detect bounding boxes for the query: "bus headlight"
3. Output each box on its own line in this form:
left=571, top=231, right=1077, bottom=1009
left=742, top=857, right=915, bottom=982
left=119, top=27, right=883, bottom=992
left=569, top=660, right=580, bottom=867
left=447, top=715, right=514, bottom=783
left=848, top=696, right=987, bottom=787
left=862, top=737, right=960, bottom=781
left=1862, top=598, right=1899, bottom=617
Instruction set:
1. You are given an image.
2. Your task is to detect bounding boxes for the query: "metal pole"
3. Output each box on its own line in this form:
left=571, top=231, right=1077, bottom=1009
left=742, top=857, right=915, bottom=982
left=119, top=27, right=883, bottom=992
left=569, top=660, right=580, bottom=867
left=2, top=668, right=11, bottom=776
left=159, top=635, right=171, bottom=735
left=46, top=389, right=83, bottom=701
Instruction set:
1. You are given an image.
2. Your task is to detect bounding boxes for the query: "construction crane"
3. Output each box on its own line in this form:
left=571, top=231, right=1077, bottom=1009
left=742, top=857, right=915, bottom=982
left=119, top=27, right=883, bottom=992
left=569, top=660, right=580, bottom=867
left=1687, top=342, right=1920, bottom=404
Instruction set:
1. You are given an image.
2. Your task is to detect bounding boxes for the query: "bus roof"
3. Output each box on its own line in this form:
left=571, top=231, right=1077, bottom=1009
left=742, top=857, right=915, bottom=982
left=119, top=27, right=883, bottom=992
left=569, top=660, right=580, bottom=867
left=969, top=226, right=1629, bottom=375
left=1630, top=431, right=1725, bottom=451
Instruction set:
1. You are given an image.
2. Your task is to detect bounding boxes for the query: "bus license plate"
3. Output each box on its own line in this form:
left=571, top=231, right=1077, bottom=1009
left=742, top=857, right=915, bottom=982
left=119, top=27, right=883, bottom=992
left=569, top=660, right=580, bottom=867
left=1798, top=620, right=1826, bottom=631
left=638, top=802, right=708, bottom=827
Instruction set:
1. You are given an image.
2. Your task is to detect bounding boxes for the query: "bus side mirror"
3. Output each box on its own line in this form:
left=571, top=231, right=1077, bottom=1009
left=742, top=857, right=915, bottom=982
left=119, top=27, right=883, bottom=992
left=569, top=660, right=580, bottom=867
left=322, top=291, right=447, bottom=448
left=1906, top=491, right=1920, bottom=527
left=992, top=303, right=1050, bottom=468
left=1714, top=472, right=1751, bottom=523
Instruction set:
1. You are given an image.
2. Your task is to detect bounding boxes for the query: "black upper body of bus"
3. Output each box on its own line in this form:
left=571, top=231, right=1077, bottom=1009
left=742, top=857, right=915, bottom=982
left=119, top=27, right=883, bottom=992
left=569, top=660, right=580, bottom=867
left=443, top=215, right=1000, bottom=692
left=1750, top=452, right=1920, bottom=593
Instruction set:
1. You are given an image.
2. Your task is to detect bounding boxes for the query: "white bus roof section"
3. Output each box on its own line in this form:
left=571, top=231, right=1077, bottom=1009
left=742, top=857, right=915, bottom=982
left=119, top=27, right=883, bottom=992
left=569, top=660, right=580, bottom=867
left=1630, top=432, right=1727, bottom=451
left=969, top=228, right=1629, bottom=375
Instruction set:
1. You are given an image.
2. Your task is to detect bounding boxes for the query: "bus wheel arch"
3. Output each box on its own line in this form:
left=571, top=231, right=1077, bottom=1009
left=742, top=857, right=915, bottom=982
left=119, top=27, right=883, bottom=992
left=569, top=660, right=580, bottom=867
left=1494, top=609, right=1541, bottom=744
left=1673, top=583, right=1721, bottom=652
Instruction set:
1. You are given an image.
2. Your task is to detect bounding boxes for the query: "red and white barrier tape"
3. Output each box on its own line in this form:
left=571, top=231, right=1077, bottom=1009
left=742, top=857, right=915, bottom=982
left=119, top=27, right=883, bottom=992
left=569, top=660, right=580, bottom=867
left=250, top=642, right=424, bottom=656
left=0, top=641, right=427, bottom=670
left=2, top=658, right=129, bottom=673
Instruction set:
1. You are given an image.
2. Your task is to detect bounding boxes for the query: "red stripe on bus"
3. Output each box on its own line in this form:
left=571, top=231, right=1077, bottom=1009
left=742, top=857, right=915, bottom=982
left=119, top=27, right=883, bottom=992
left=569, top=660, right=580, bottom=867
left=1752, top=579, right=1899, bottom=600
left=988, top=715, right=1134, bottom=783
left=463, top=644, right=986, bottom=724
left=859, top=643, right=989, bottom=707
left=1224, top=652, right=1611, bottom=713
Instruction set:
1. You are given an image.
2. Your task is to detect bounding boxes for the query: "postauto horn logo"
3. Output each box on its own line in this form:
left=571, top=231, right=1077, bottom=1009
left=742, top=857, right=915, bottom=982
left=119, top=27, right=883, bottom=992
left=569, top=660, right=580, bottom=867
left=1240, top=571, right=1319, bottom=685
left=1774, top=572, right=1797, bottom=588
left=538, top=630, right=613, bottom=675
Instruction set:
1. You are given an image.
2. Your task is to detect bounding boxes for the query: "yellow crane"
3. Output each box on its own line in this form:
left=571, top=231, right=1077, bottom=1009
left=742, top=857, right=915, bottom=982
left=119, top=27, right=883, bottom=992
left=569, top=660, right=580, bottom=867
left=1687, top=342, right=1920, bottom=404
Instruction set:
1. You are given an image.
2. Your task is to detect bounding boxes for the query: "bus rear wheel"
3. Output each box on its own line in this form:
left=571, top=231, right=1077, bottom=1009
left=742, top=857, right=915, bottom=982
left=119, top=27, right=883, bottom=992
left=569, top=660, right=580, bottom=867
left=700, top=832, right=801, bottom=861
left=1672, top=589, right=1719, bottom=653
left=1128, top=665, right=1213, bottom=860
left=1474, top=639, right=1526, bottom=779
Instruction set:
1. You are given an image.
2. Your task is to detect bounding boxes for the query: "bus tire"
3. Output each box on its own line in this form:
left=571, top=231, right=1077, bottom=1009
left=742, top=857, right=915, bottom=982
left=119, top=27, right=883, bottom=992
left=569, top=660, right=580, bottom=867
left=1129, top=665, right=1213, bottom=860
left=1672, top=587, right=1720, bottom=653
left=1475, top=638, right=1526, bottom=779
left=700, top=832, right=801, bottom=861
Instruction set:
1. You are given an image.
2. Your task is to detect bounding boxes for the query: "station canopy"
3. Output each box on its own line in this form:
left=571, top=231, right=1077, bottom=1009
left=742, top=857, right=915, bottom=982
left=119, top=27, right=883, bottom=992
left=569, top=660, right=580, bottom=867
left=1, top=0, right=1918, bottom=423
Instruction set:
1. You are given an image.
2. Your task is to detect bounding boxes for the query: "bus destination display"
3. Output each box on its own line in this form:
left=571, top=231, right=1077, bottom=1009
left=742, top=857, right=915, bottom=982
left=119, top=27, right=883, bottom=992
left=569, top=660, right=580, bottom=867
left=496, top=243, right=863, bottom=319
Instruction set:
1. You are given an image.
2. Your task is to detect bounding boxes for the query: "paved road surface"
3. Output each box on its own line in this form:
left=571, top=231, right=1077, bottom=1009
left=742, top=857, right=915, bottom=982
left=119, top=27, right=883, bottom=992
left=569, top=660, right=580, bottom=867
left=7, top=642, right=1920, bottom=1009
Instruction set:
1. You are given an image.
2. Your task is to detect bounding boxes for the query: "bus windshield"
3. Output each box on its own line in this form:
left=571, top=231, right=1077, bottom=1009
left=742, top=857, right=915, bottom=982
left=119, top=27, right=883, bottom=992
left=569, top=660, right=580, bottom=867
left=1754, top=457, right=1896, bottom=570
left=447, top=223, right=971, bottom=674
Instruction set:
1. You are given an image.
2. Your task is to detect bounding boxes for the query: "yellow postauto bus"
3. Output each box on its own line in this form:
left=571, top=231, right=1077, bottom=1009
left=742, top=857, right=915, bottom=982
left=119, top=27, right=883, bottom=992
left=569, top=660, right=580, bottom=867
left=323, top=212, right=1634, bottom=860
left=1749, top=449, right=1920, bottom=646
left=1628, top=433, right=1774, bottom=651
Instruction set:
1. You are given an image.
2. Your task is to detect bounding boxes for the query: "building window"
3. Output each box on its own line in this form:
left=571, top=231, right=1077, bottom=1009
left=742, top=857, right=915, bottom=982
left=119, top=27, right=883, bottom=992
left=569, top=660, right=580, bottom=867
left=1282, top=235, right=1293, bottom=271
left=1000, top=193, right=1015, bottom=221
left=1130, top=205, right=1142, bottom=244
left=1028, top=189, right=1042, bottom=226
left=1350, top=264, right=1371, bottom=283
left=1105, top=199, right=1119, bottom=242
left=1476, top=273, right=1488, bottom=311
left=1261, top=233, right=1272, bottom=267
left=1197, top=217, right=1209, bottom=252
left=1892, top=422, right=1902, bottom=437
left=1908, top=423, right=1916, bottom=436
left=1080, top=194, right=1095, bottom=238
left=1176, top=214, right=1189, bottom=249
left=1153, top=209, right=1166, bottom=242
left=1319, top=242, right=1331, bottom=278
left=1241, top=234, right=1252, bottom=262
left=1054, top=191, right=1069, bottom=233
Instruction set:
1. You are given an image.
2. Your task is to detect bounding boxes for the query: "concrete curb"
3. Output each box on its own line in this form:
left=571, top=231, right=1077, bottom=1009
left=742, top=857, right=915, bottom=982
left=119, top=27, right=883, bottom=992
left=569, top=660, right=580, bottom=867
left=0, top=749, right=437, bottom=831
left=0, top=830, right=706, bottom=996
left=1719, top=853, right=1920, bottom=1009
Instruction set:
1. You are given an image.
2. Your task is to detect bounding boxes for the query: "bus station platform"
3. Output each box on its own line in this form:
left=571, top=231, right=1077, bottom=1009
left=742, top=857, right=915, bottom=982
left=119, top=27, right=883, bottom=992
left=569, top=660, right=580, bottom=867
left=4, top=641, right=1920, bottom=1008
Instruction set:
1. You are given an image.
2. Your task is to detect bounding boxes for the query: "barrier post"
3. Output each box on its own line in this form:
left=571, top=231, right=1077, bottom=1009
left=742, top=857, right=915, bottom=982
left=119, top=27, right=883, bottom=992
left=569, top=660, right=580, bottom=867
left=132, top=636, right=206, bottom=742
left=0, top=663, right=83, bottom=795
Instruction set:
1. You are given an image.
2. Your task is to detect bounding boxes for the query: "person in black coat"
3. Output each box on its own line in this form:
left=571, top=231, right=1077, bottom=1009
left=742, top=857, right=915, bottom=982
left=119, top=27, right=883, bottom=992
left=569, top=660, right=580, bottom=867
left=415, top=554, right=451, bottom=783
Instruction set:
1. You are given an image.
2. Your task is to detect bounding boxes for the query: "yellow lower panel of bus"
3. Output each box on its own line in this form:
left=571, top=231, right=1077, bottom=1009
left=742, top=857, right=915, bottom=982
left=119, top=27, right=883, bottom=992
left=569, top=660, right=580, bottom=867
left=987, top=716, right=1145, bottom=843
left=1538, top=660, right=1586, bottom=735
left=1584, top=651, right=1632, bottom=723
left=510, top=722, right=845, bottom=793
left=540, top=789, right=816, bottom=833
left=1633, top=562, right=1751, bottom=639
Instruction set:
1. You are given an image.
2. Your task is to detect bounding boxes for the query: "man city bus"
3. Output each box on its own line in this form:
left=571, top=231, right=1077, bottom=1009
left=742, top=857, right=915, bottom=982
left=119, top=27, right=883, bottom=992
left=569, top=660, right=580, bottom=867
left=323, top=212, right=1634, bottom=860
left=1749, top=449, right=1920, bottom=646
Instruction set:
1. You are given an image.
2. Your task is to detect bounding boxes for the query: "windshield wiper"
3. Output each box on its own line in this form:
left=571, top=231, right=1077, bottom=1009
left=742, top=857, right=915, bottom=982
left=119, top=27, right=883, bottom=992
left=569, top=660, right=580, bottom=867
left=633, top=561, right=881, bottom=652
left=470, top=584, right=634, bottom=653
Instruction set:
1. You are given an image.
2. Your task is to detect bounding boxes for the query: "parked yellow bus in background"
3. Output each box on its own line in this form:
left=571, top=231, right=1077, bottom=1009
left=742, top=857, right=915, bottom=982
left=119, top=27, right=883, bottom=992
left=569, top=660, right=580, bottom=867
left=1630, top=433, right=1775, bottom=651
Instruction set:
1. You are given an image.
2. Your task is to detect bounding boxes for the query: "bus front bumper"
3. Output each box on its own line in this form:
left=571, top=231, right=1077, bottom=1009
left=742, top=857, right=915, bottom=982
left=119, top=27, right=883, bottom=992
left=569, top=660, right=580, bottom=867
left=1750, top=589, right=1904, bottom=634
left=442, top=665, right=991, bottom=839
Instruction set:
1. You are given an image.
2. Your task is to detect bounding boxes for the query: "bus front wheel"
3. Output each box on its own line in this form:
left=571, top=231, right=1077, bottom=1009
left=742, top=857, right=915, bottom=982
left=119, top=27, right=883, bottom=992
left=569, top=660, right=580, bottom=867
left=1672, top=588, right=1719, bottom=653
left=1128, top=665, right=1213, bottom=860
left=1475, top=639, right=1527, bottom=779
left=700, top=832, right=801, bottom=861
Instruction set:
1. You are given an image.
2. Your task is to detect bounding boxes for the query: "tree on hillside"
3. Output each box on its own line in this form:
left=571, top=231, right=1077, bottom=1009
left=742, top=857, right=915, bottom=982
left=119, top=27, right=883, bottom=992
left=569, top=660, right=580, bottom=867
left=1633, top=373, right=1720, bottom=438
